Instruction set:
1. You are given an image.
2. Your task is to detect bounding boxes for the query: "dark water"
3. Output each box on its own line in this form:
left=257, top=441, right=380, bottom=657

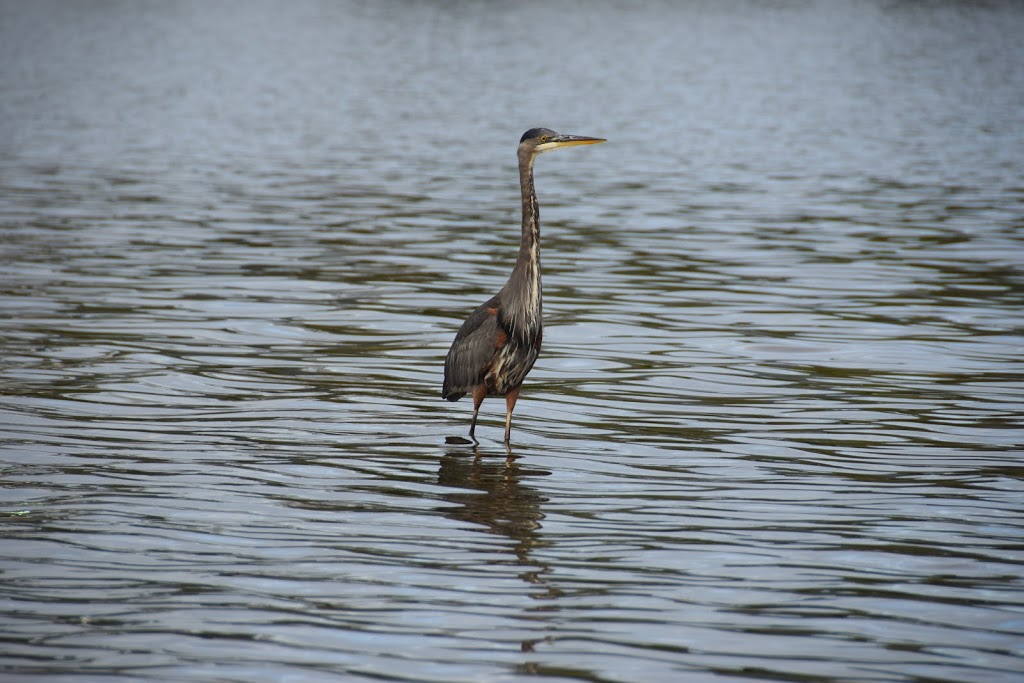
left=2, top=1, right=1024, bottom=681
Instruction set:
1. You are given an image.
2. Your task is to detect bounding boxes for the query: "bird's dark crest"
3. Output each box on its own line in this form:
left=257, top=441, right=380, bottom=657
left=520, top=127, right=556, bottom=144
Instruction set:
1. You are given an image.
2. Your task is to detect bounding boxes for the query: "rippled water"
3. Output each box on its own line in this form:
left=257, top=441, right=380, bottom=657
left=2, top=1, right=1023, bottom=681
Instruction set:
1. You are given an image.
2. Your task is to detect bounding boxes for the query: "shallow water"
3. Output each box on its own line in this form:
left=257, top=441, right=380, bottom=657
left=2, top=1, right=1023, bottom=681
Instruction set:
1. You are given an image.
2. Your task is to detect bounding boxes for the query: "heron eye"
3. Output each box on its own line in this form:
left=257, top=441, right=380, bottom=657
left=540, top=135, right=550, bottom=142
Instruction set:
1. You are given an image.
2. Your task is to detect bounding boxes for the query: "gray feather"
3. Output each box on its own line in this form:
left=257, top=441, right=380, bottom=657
left=442, top=297, right=500, bottom=400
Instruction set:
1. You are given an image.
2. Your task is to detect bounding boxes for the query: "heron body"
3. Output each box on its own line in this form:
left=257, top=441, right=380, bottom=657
left=442, top=128, right=605, bottom=443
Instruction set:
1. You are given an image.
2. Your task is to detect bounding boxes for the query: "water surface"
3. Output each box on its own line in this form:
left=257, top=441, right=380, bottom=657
left=2, top=1, right=1023, bottom=681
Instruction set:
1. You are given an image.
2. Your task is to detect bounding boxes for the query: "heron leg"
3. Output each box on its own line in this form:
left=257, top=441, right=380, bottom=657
left=503, top=386, right=521, bottom=443
left=469, top=384, right=486, bottom=441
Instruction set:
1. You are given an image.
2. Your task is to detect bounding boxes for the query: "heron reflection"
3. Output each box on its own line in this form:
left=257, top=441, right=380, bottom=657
left=437, top=446, right=550, bottom=574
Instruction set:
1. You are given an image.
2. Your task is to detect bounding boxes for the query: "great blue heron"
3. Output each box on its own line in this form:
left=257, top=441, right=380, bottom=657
left=442, top=127, right=605, bottom=443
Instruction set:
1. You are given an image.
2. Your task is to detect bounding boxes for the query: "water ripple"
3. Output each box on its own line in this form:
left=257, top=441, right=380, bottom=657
left=3, top=1, right=1024, bottom=682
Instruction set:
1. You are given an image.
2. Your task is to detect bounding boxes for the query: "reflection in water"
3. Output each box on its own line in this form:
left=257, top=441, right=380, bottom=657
left=438, top=448, right=549, bottom=572
left=438, top=447, right=558, bottom=658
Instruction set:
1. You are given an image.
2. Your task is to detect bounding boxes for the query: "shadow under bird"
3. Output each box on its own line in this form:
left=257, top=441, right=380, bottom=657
left=442, top=127, right=605, bottom=443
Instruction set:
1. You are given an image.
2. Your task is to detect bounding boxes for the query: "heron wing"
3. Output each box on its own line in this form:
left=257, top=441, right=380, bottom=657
left=442, top=299, right=500, bottom=401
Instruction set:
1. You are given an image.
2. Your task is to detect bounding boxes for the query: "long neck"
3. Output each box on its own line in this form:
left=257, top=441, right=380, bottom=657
left=501, top=149, right=542, bottom=335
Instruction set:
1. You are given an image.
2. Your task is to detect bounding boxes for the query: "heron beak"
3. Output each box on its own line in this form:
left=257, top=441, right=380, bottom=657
left=548, top=134, right=606, bottom=149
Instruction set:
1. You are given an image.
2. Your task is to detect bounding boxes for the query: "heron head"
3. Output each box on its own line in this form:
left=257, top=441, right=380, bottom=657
left=519, top=128, right=605, bottom=154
